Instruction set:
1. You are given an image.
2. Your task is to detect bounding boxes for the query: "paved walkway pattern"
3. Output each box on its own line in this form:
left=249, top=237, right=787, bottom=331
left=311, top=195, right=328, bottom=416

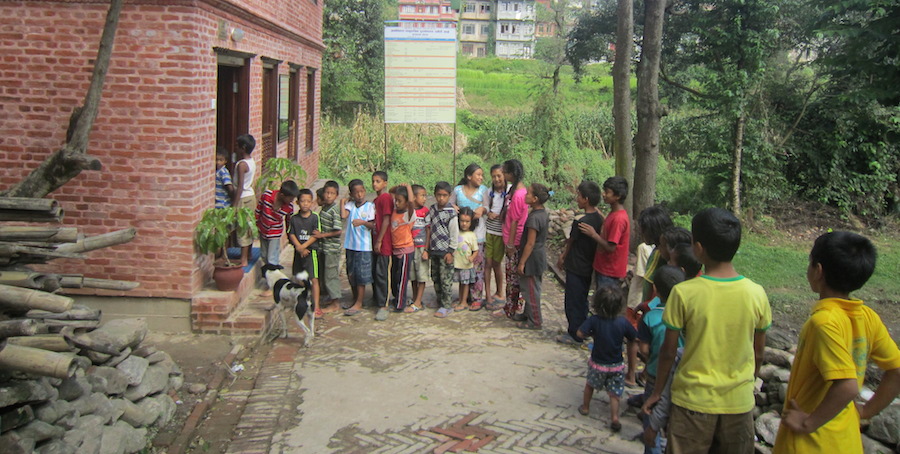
left=202, top=273, right=645, bottom=453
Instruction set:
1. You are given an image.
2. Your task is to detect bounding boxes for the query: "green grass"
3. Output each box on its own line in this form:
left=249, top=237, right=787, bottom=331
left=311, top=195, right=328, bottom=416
left=457, top=57, right=619, bottom=114
left=733, top=232, right=900, bottom=328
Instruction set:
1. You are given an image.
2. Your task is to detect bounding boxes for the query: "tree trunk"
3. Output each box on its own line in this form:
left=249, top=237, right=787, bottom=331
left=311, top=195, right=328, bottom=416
left=731, top=112, right=746, bottom=215
left=0, top=0, right=124, bottom=198
left=633, top=0, right=667, bottom=218
left=612, top=0, right=634, bottom=217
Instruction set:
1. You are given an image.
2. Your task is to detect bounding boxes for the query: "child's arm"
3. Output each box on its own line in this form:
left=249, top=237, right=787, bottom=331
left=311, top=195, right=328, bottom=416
left=232, top=161, right=246, bottom=206
left=340, top=198, right=349, bottom=219
left=445, top=217, right=459, bottom=264
left=375, top=216, right=391, bottom=251
left=754, top=330, right=766, bottom=377
left=288, top=232, right=304, bottom=252
left=467, top=239, right=478, bottom=263
left=642, top=329, right=680, bottom=413
left=782, top=378, right=858, bottom=434
left=858, top=367, right=900, bottom=420
left=579, top=222, right=617, bottom=253
left=423, top=225, right=431, bottom=260
left=517, top=228, right=537, bottom=274
left=557, top=231, right=574, bottom=270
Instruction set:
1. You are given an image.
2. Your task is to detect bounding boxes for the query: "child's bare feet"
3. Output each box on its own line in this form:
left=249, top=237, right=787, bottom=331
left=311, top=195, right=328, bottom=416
left=261, top=290, right=273, bottom=297
left=321, top=303, right=341, bottom=314
left=454, top=303, right=468, bottom=311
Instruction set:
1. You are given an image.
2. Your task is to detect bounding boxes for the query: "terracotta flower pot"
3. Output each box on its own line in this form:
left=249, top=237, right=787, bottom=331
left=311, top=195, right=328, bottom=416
left=213, top=264, right=244, bottom=291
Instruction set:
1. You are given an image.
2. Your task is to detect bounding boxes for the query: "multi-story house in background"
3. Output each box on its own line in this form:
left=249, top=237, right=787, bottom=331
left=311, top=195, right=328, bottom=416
left=459, top=1, right=493, bottom=57
left=395, top=0, right=536, bottom=58
left=494, top=0, right=536, bottom=58
left=398, top=0, right=458, bottom=28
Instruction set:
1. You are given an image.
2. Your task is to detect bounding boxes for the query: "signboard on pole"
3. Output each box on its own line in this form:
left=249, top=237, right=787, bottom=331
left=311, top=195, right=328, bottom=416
left=384, top=26, right=457, bottom=124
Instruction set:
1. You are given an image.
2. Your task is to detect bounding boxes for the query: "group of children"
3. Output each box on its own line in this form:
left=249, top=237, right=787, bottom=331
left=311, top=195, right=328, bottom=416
left=214, top=140, right=900, bottom=453
left=565, top=198, right=900, bottom=453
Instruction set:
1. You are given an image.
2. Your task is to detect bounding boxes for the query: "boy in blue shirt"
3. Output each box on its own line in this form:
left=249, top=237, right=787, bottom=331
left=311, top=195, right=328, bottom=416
left=637, top=265, right=684, bottom=454
left=341, top=179, right=375, bottom=316
left=214, top=147, right=234, bottom=209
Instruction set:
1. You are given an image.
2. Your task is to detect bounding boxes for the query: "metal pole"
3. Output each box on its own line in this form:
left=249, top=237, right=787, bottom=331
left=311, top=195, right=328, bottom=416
left=452, top=123, right=457, bottom=181
left=383, top=122, right=388, bottom=167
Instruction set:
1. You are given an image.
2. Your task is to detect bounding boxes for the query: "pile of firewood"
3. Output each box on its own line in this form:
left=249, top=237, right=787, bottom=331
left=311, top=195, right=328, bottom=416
left=0, top=197, right=183, bottom=454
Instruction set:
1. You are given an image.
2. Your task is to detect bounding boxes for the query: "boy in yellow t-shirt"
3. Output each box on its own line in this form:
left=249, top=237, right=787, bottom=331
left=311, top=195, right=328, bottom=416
left=774, top=231, right=900, bottom=454
left=642, top=207, right=771, bottom=454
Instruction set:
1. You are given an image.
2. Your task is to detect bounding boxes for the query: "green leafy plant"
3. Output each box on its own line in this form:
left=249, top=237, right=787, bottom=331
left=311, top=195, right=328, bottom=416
left=256, top=158, right=307, bottom=195
left=195, top=208, right=257, bottom=266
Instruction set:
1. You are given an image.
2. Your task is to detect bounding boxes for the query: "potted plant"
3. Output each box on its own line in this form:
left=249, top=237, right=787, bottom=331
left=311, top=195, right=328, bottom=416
left=255, top=157, right=307, bottom=195
left=195, top=207, right=258, bottom=291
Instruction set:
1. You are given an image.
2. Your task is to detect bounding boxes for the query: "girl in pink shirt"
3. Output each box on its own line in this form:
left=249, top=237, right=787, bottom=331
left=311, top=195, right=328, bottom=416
left=493, top=159, right=528, bottom=319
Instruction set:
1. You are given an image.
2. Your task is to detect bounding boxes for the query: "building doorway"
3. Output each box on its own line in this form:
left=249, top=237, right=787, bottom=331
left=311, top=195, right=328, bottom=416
left=216, top=54, right=250, bottom=168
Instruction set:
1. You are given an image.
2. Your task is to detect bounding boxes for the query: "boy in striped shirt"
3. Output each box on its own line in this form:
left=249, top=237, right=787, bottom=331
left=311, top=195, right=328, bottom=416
left=256, top=180, right=300, bottom=276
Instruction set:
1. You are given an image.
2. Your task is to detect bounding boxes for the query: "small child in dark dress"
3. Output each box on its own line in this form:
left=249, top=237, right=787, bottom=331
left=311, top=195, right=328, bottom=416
left=577, top=285, right=637, bottom=432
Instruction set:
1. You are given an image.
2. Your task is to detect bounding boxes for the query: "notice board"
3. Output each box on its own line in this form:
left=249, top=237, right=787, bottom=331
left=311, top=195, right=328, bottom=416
left=384, top=27, right=457, bottom=124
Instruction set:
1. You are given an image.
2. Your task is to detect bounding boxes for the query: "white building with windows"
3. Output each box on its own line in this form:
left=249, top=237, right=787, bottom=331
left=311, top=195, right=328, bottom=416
left=494, top=0, right=535, bottom=58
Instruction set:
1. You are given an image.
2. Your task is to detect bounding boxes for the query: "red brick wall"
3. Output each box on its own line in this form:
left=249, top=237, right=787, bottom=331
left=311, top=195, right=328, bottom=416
left=0, top=1, right=323, bottom=299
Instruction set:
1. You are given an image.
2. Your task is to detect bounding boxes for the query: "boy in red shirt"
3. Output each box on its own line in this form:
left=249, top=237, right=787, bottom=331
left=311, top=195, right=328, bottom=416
left=579, top=176, right=633, bottom=383
left=256, top=180, right=300, bottom=292
left=579, top=176, right=630, bottom=289
left=372, top=171, right=393, bottom=321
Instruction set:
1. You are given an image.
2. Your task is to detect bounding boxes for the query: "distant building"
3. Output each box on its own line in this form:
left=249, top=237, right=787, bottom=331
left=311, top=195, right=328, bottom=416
left=395, top=0, right=537, bottom=59
left=495, top=0, right=536, bottom=58
left=398, top=0, right=459, bottom=27
left=460, top=1, right=493, bottom=57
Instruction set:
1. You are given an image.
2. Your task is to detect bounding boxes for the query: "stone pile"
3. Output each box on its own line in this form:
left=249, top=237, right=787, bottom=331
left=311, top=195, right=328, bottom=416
left=548, top=209, right=576, bottom=239
left=752, top=328, right=899, bottom=454
left=0, top=316, right=182, bottom=454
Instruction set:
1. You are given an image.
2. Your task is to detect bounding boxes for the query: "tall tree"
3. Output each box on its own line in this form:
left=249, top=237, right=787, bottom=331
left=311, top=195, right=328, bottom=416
left=632, top=0, right=667, bottom=217
left=612, top=0, right=634, bottom=216
left=662, top=0, right=781, bottom=215
left=321, top=0, right=385, bottom=115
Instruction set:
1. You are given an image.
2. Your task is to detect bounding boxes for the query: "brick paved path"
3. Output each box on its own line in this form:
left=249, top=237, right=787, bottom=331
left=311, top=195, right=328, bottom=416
left=204, top=272, right=644, bottom=453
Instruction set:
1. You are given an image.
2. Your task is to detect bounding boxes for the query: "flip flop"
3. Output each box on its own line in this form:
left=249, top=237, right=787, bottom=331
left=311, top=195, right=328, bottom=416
left=516, top=321, right=541, bottom=330
left=403, top=305, right=421, bottom=313
left=468, top=301, right=483, bottom=311
left=314, top=309, right=324, bottom=318
left=578, top=405, right=589, bottom=416
left=343, top=308, right=361, bottom=316
left=610, top=421, right=622, bottom=432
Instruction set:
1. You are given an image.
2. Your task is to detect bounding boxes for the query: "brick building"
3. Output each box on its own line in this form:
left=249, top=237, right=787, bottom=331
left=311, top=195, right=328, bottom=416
left=0, top=0, right=323, bottom=330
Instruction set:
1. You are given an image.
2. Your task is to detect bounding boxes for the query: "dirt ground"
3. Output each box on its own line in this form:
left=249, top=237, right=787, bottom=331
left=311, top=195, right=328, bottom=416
left=142, top=332, right=255, bottom=450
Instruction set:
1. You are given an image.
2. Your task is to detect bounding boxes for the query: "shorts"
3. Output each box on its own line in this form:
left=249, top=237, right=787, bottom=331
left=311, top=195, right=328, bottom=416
left=345, top=249, right=373, bottom=286
left=454, top=267, right=477, bottom=284
left=236, top=195, right=256, bottom=247
left=586, top=359, right=626, bottom=397
left=292, top=250, right=319, bottom=279
left=484, top=233, right=505, bottom=263
left=594, top=272, right=625, bottom=292
left=409, top=247, right=430, bottom=283
left=667, top=405, right=755, bottom=454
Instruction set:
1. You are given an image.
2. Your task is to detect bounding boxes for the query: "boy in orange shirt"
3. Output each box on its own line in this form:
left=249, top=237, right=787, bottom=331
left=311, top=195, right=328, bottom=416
left=774, top=231, right=900, bottom=453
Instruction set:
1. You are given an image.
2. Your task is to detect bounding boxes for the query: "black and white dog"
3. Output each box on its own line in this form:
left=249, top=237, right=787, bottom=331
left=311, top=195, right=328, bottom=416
left=262, top=264, right=314, bottom=347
